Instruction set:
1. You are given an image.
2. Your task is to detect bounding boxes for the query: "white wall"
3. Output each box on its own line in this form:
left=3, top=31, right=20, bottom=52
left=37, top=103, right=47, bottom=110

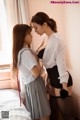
left=63, top=4, right=80, bottom=118
left=28, top=0, right=80, bottom=119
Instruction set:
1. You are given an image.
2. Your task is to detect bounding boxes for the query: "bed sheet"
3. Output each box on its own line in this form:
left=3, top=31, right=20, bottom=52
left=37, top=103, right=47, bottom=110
left=0, top=89, right=32, bottom=120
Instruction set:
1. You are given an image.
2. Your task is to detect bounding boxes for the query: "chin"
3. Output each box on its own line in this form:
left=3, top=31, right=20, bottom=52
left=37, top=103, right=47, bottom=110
left=37, top=32, right=40, bottom=35
left=38, top=33, right=43, bottom=36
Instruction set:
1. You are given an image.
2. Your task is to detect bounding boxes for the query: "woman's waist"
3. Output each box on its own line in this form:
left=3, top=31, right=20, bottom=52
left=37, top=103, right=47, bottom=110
left=21, top=75, right=35, bottom=84
left=45, top=63, right=56, bottom=69
left=47, top=65, right=58, bottom=72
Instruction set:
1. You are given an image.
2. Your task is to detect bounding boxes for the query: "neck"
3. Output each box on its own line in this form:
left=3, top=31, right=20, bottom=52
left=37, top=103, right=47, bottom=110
left=23, top=44, right=29, bottom=48
left=45, top=28, right=54, bottom=37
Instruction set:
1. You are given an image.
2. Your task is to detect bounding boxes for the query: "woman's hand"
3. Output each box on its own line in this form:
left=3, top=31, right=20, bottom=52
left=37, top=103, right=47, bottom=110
left=31, top=60, right=43, bottom=79
left=38, top=59, right=43, bottom=69
left=62, top=82, right=68, bottom=91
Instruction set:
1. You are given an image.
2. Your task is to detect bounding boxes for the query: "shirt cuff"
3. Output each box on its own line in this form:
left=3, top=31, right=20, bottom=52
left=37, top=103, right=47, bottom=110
left=58, top=72, right=69, bottom=83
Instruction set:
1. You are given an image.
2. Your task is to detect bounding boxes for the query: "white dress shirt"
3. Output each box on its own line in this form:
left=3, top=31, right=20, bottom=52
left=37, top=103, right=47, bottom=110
left=43, top=33, right=69, bottom=84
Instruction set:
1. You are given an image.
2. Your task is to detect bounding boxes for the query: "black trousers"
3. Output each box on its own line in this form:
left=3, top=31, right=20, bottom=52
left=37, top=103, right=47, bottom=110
left=49, top=95, right=75, bottom=120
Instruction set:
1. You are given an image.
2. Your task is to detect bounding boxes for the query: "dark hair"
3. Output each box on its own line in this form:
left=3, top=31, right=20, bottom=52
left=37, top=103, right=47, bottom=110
left=31, top=12, right=57, bottom=32
left=12, top=24, right=31, bottom=71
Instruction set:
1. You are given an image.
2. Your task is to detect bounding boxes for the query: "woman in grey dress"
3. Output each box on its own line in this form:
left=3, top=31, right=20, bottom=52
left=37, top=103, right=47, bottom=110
left=12, top=24, right=51, bottom=120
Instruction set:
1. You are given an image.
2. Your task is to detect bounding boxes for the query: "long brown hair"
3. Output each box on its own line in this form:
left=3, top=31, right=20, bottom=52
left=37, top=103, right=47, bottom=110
left=12, top=24, right=31, bottom=71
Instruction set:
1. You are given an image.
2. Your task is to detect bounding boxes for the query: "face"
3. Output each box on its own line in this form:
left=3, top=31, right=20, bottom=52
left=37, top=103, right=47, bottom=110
left=24, top=32, right=32, bottom=46
left=32, top=22, right=45, bottom=35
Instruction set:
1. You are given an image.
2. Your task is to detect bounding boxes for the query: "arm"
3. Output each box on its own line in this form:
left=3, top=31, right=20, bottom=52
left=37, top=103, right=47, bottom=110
left=31, top=59, right=43, bottom=78
left=56, top=41, right=69, bottom=90
left=22, top=50, right=43, bottom=79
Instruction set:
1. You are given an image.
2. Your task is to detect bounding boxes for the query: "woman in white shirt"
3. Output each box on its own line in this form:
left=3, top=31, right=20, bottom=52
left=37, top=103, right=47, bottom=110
left=31, top=12, right=75, bottom=120
left=12, top=24, right=51, bottom=120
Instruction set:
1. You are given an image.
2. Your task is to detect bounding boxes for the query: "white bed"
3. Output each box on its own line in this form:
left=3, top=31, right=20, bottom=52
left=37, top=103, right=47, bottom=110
left=0, top=89, right=32, bottom=120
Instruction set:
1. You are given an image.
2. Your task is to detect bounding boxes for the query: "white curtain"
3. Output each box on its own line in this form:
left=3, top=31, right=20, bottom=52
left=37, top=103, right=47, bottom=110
left=4, top=0, right=30, bottom=24
left=0, top=0, right=30, bottom=65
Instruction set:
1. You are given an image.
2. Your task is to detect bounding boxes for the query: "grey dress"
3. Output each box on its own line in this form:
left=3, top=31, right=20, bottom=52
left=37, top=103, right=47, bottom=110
left=18, top=47, right=51, bottom=119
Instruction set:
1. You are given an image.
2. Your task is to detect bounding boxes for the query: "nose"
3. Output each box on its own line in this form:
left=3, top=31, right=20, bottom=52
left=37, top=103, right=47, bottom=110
left=30, top=34, right=32, bottom=37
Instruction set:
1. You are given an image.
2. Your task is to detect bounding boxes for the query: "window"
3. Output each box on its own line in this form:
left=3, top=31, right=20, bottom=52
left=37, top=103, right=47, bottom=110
left=0, top=0, right=12, bottom=65
left=0, top=0, right=29, bottom=66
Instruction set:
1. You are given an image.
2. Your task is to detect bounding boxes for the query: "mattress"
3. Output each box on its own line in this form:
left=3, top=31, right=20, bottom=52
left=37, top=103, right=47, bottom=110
left=0, top=89, right=32, bottom=120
